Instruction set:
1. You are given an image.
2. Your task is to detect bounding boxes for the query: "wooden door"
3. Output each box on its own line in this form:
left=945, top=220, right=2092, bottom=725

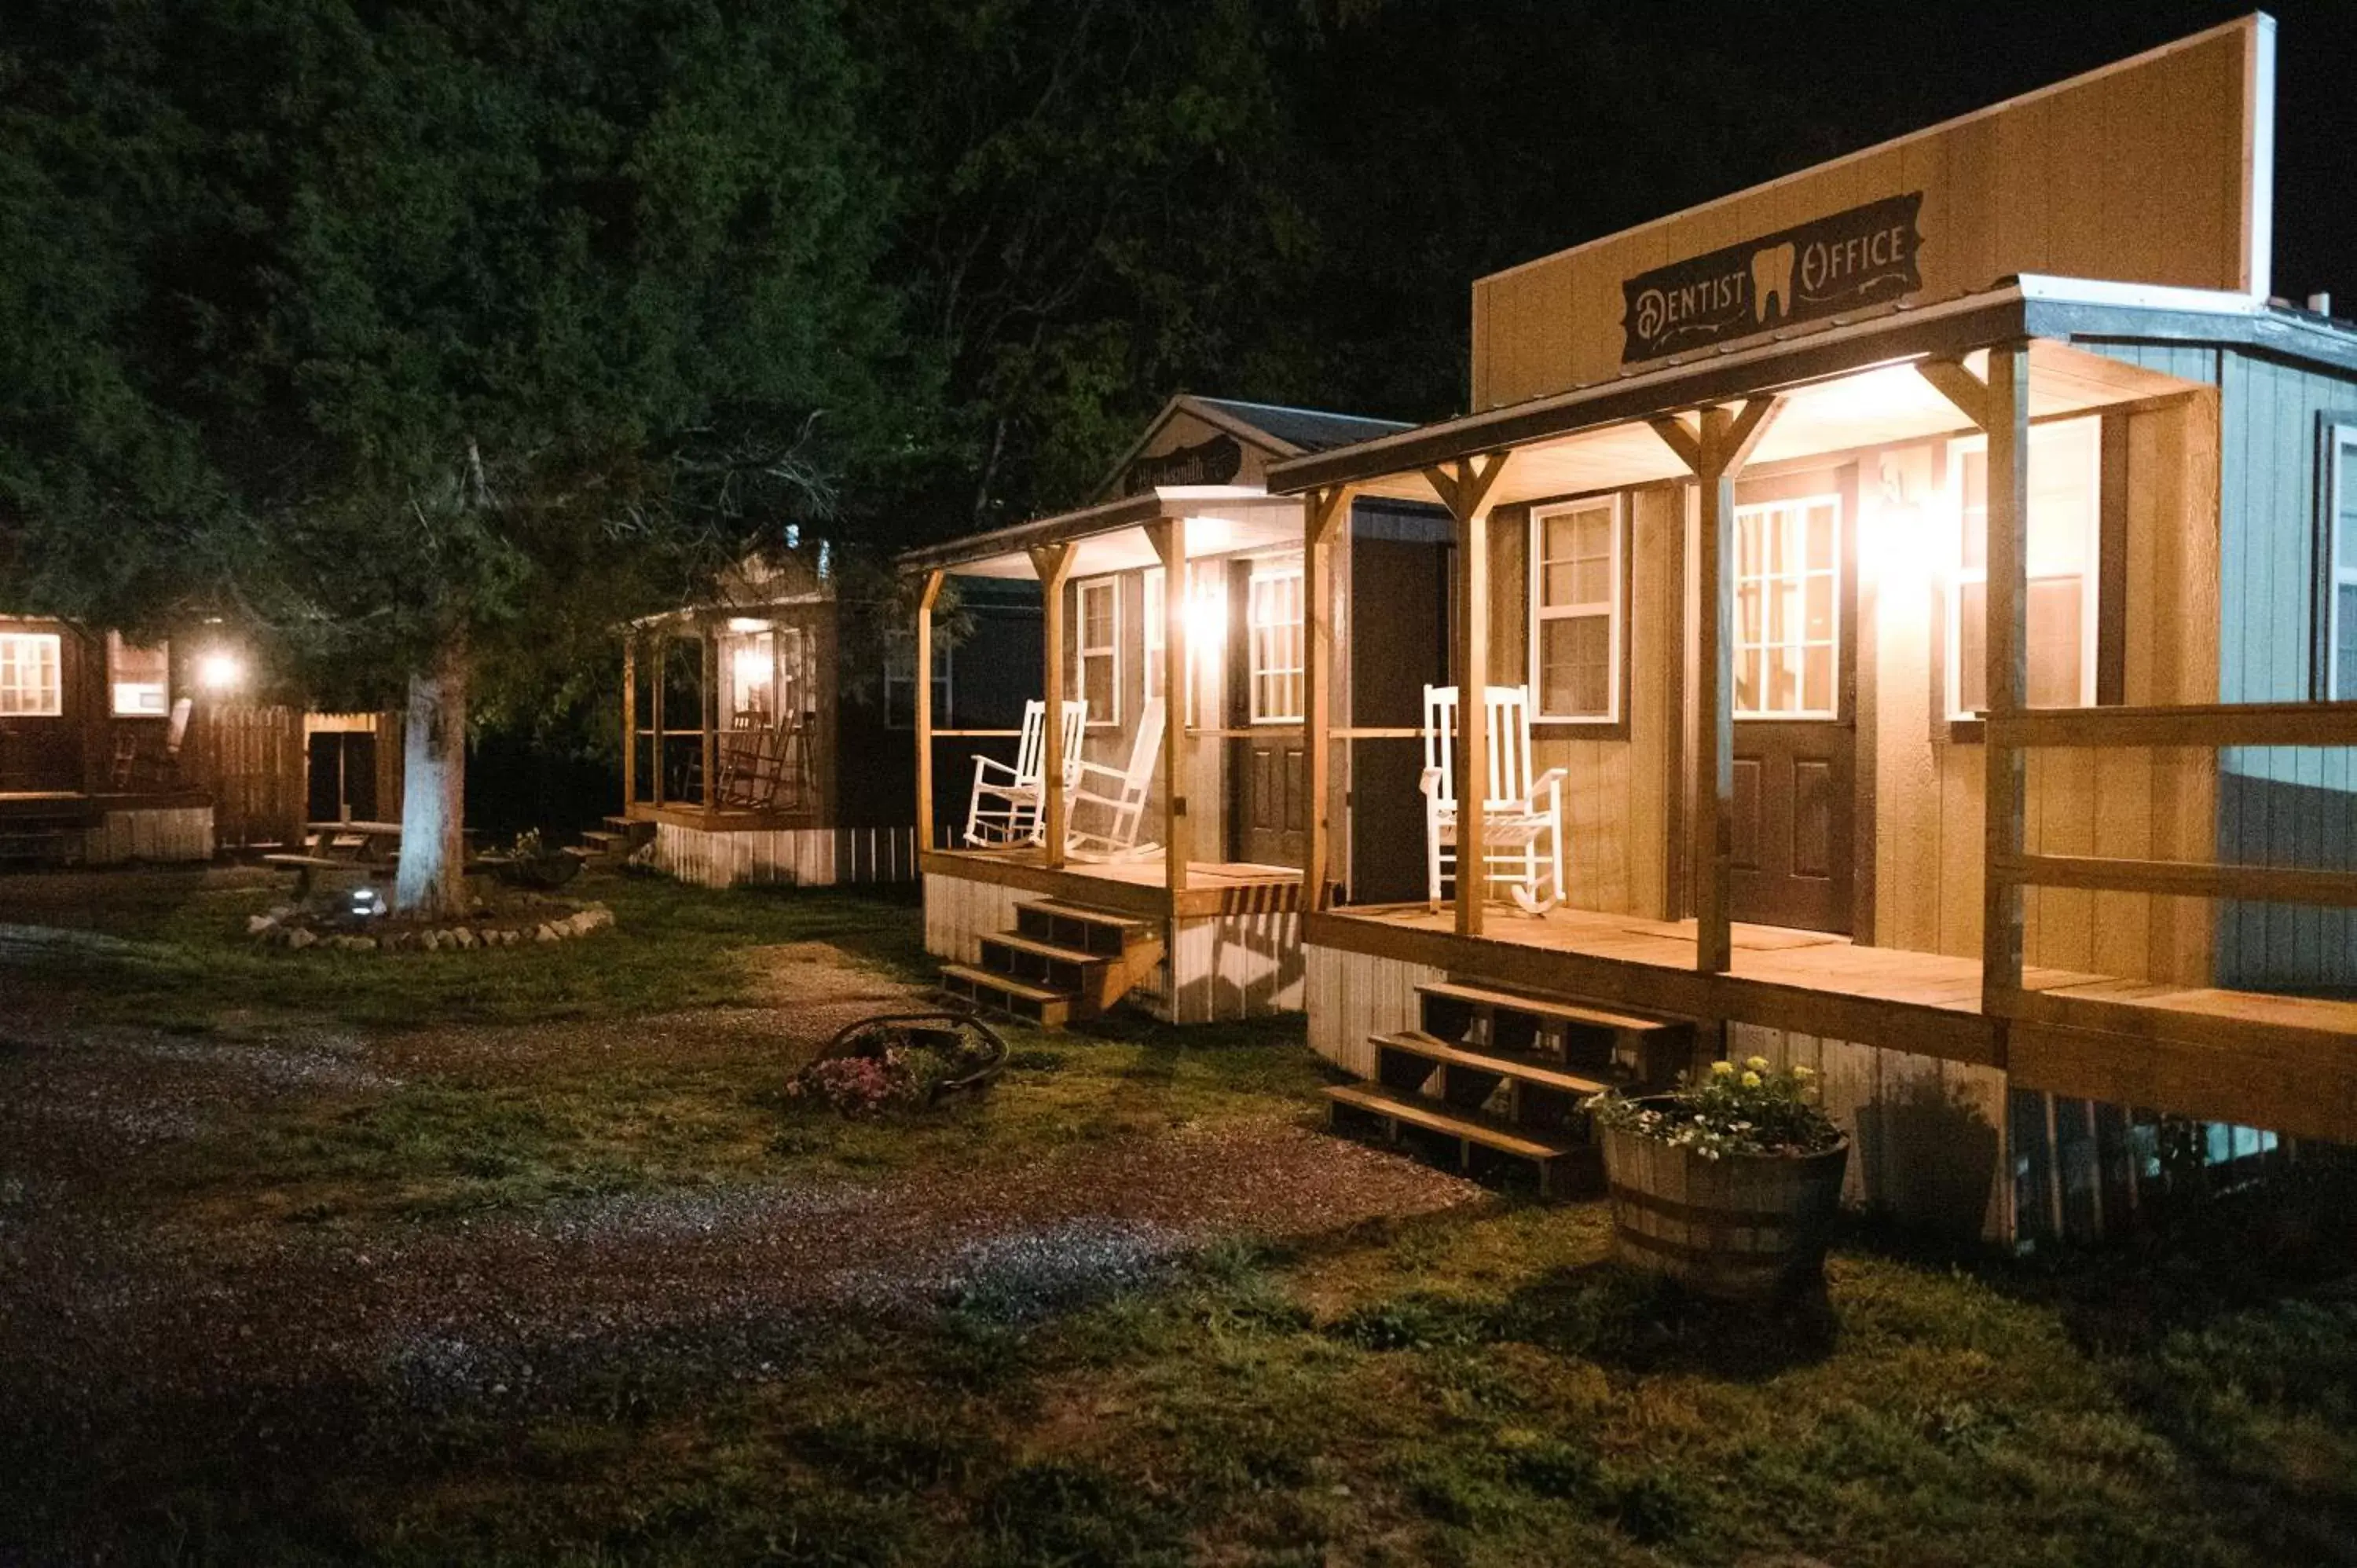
left=1229, top=555, right=1308, bottom=866
left=1728, top=488, right=1855, bottom=933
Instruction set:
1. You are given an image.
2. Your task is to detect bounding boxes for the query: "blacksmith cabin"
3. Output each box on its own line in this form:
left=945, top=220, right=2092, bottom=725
left=901, top=395, right=1450, bottom=1024
left=1266, top=13, right=2357, bottom=1243
left=0, top=614, right=401, bottom=866
left=621, top=543, right=1039, bottom=888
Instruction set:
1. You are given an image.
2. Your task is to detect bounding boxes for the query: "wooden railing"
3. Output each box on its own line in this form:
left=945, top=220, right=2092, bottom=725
left=1985, top=698, right=2357, bottom=1043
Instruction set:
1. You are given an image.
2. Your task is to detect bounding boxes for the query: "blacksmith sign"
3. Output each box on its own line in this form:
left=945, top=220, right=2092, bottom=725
left=1620, top=192, right=1924, bottom=364
left=1124, top=433, right=1244, bottom=495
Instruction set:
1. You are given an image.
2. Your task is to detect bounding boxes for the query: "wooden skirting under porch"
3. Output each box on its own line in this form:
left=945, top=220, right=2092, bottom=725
left=1308, top=903, right=2357, bottom=1148
left=923, top=848, right=1305, bottom=1024
left=647, top=820, right=918, bottom=889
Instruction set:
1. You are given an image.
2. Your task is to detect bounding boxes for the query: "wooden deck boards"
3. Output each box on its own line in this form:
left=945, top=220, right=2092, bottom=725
left=1313, top=901, right=2357, bottom=1143
left=921, top=848, right=1303, bottom=920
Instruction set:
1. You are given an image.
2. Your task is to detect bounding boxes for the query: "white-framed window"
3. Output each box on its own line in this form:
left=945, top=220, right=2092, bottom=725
left=107, top=632, right=170, bottom=716
left=1948, top=415, right=2102, bottom=716
left=2326, top=423, right=2357, bottom=699
left=1247, top=555, right=1305, bottom=723
left=0, top=632, right=63, bottom=717
left=1530, top=497, right=1622, bottom=721
left=882, top=628, right=952, bottom=731
left=1073, top=576, right=1120, bottom=726
left=1144, top=566, right=1167, bottom=703
left=1734, top=494, right=1842, bottom=720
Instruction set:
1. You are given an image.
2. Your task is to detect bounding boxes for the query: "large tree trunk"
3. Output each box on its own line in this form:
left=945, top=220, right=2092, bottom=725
left=393, top=635, right=469, bottom=918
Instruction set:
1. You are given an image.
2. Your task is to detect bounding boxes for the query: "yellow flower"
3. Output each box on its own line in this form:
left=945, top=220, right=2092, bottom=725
left=1710, top=1060, right=1736, bottom=1076
left=1740, top=1070, right=1763, bottom=1089
left=1793, top=1064, right=1816, bottom=1080
left=1745, top=1055, right=1770, bottom=1073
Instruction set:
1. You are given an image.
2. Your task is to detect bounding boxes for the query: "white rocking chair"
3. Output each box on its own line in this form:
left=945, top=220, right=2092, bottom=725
left=1420, top=683, right=1566, bottom=915
left=963, top=698, right=1089, bottom=848
left=1065, top=698, right=1164, bottom=860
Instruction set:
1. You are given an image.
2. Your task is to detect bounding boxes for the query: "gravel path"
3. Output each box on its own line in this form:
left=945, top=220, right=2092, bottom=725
left=0, top=942, right=1479, bottom=1424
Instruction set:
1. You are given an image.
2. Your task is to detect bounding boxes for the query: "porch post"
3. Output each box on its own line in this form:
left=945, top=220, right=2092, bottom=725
left=1148, top=518, right=1190, bottom=896
left=1649, top=397, right=1779, bottom=975
left=700, top=621, right=719, bottom=826
left=1982, top=343, right=2032, bottom=1010
left=915, top=569, right=944, bottom=854
left=1695, top=408, right=1736, bottom=975
left=621, top=629, right=637, bottom=814
left=1029, top=541, right=1078, bottom=869
left=1302, top=485, right=1352, bottom=912
left=650, top=630, right=665, bottom=809
left=1424, top=452, right=1512, bottom=938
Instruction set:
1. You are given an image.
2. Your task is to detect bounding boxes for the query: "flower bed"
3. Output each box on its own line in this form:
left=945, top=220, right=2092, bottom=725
left=1586, top=1056, right=1843, bottom=1161
left=249, top=893, right=614, bottom=954
left=787, top=1012, right=1007, bottom=1116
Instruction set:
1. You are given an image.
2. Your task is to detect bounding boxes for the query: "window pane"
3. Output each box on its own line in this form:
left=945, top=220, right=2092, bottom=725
left=1544, top=562, right=1578, bottom=604
left=1805, top=646, right=1834, bottom=715
left=1806, top=504, right=1835, bottom=572
left=1959, top=450, right=1989, bottom=571
left=1804, top=572, right=1834, bottom=642
left=2340, top=437, right=2357, bottom=567
left=1544, top=512, right=1580, bottom=563
left=1540, top=615, right=1610, bottom=717
left=0, top=633, right=63, bottom=717
left=1085, top=656, right=1114, bottom=720
left=2339, top=584, right=2357, bottom=700
left=1735, top=646, right=1761, bottom=713
left=2026, top=577, right=2084, bottom=708
left=108, top=633, right=170, bottom=716
left=1957, top=581, right=1987, bottom=714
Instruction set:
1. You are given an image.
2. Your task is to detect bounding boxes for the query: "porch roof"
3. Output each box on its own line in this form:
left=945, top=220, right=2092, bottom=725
left=896, top=485, right=1304, bottom=581
left=1262, top=275, right=2357, bottom=505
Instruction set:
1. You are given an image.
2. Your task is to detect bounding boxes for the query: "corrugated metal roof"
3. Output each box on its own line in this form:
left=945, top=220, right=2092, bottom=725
left=1189, top=397, right=1412, bottom=453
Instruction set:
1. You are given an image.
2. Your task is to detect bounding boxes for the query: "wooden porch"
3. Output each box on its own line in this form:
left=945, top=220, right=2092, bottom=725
left=1308, top=901, right=2357, bottom=1145
left=921, top=844, right=1303, bottom=921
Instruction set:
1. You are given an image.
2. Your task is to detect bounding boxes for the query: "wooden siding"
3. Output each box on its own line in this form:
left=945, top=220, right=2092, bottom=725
left=1303, top=942, right=1444, bottom=1079
left=2209, top=350, right=2357, bottom=986
left=1484, top=482, right=1682, bottom=919
left=1730, top=1023, right=2011, bottom=1241
left=1472, top=18, right=2266, bottom=406
left=1871, top=388, right=2220, bottom=983
left=1160, top=910, right=1305, bottom=1023
left=82, top=805, right=214, bottom=865
left=652, top=822, right=918, bottom=889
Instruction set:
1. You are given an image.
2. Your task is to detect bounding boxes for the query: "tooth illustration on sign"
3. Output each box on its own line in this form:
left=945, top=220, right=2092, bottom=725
left=1751, top=241, right=1798, bottom=324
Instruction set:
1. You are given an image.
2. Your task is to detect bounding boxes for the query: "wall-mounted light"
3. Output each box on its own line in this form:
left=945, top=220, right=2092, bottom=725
left=196, top=651, right=246, bottom=692
left=1185, top=576, right=1227, bottom=650
left=726, top=617, right=768, bottom=634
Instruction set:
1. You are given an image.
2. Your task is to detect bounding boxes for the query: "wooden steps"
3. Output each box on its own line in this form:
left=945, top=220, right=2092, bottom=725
left=939, top=962, right=1074, bottom=1028
left=571, top=817, right=656, bottom=868
left=1323, top=974, right=1696, bottom=1197
left=1415, top=977, right=1692, bottom=1085
left=939, top=898, right=1164, bottom=1029
left=1325, top=1083, right=1590, bottom=1197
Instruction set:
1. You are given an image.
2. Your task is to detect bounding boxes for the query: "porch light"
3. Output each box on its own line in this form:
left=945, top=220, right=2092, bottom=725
left=196, top=651, right=246, bottom=691
left=1185, top=577, right=1227, bottom=650
left=726, top=617, right=769, bottom=634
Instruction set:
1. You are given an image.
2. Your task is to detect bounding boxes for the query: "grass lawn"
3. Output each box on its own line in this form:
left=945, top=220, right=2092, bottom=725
left=2, top=866, right=2353, bottom=1566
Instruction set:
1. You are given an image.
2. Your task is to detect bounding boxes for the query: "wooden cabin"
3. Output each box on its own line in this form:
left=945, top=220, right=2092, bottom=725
left=621, top=544, right=1039, bottom=888
left=902, top=396, right=1453, bottom=1023
left=1252, top=14, right=2353, bottom=1244
left=0, top=614, right=401, bottom=865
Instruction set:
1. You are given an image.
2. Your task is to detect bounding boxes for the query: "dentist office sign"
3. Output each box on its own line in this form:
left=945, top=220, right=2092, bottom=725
left=1619, top=192, right=1923, bottom=364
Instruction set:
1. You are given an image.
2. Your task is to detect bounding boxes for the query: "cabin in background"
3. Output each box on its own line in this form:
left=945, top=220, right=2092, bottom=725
left=619, top=544, right=1039, bottom=888
left=0, top=613, right=401, bottom=866
left=1263, top=14, right=2355, bottom=1246
left=903, top=395, right=1452, bottom=1024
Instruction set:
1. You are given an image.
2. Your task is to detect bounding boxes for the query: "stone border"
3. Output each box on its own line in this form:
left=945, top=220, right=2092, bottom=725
left=247, top=902, right=614, bottom=954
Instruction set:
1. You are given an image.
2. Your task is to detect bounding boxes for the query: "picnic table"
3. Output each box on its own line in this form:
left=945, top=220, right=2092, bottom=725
left=262, top=819, right=405, bottom=897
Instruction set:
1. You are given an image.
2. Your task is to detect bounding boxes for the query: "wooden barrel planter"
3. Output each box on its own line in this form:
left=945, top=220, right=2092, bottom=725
left=1599, top=1105, right=1849, bottom=1299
